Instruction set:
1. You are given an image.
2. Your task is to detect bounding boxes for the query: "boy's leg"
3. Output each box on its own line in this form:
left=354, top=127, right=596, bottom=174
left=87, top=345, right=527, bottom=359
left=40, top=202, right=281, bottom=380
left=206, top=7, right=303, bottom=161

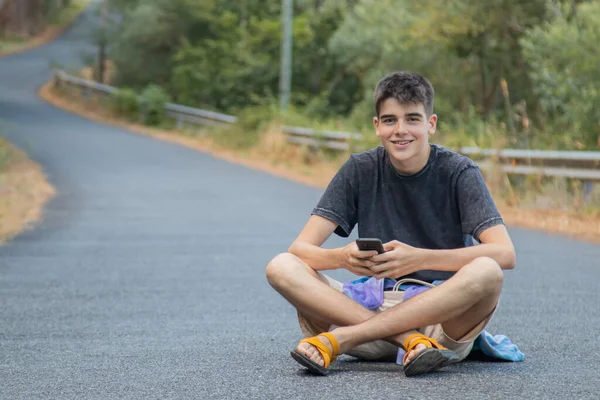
left=266, top=253, right=417, bottom=351
left=305, top=256, right=503, bottom=362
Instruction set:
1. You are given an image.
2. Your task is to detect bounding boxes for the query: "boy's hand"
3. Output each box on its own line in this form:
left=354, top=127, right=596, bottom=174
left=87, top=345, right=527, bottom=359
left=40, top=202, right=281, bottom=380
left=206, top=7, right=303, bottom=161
left=340, top=242, right=379, bottom=276
left=369, top=240, right=425, bottom=279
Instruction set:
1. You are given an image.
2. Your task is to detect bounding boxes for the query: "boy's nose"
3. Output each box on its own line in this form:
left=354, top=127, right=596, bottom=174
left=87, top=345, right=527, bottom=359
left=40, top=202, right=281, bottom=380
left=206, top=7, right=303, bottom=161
left=394, top=121, right=408, bottom=134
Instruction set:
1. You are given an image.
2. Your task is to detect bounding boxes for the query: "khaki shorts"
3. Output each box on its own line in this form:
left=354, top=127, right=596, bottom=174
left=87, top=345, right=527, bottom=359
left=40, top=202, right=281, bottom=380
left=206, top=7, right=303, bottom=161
left=298, top=274, right=495, bottom=362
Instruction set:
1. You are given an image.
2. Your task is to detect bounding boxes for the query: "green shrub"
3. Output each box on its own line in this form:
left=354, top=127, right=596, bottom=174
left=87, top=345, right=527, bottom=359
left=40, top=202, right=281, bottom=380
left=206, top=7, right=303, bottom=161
left=139, top=84, right=172, bottom=126
left=112, top=88, right=139, bottom=118
left=521, top=1, right=600, bottom=149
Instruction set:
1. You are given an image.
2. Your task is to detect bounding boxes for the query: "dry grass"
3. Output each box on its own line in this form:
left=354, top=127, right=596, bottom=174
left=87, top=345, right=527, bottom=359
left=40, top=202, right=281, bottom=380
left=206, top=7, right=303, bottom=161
left=0, top=139, right=55, bottom=243
left=80, top=61, right=115, bottom=85
left=40, top=81, right=600, bottom=244
left=498, top=205, right=600, bottom=243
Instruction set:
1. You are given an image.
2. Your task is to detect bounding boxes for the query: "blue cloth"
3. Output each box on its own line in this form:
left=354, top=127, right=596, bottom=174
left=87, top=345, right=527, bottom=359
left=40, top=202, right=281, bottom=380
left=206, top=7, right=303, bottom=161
left=471, top=330, right=525, bottom=361
left=342, top=277, right=524, bottom=362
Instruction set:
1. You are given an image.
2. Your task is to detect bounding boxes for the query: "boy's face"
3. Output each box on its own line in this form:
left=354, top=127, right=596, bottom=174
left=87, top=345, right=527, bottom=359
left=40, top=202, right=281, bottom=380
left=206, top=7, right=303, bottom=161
left=373, top=98, right=437, bottom=174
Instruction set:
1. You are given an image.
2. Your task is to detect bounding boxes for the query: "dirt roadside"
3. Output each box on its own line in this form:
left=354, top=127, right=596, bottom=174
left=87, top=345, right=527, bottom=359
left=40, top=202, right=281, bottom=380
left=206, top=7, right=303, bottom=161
left=0, top=139, right=55, bottom=243
left=39, top=81, right=600, bottom=244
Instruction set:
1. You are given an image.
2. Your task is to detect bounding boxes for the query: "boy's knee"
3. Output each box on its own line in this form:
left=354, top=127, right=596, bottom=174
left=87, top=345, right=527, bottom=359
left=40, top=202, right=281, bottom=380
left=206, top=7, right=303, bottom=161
left=463, top=257, right=504, bottom=295
left=265, top=252, right=300, bottom=288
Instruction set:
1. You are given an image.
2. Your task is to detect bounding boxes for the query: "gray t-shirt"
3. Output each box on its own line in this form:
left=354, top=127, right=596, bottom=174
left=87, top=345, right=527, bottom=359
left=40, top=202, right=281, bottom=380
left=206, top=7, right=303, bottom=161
left=312, top=144, right=503, bottom=282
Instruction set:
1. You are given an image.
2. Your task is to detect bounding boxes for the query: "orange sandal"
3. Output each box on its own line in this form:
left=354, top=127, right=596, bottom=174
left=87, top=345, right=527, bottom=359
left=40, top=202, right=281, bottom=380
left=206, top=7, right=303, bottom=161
left=402, top=333, right=460, bottom=377
left=290, top=332, right=340, bottom=376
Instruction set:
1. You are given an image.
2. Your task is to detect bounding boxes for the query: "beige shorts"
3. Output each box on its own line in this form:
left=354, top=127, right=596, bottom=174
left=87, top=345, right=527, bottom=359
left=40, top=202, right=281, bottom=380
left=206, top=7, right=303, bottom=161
left=298, top=274, right=495, bottom=362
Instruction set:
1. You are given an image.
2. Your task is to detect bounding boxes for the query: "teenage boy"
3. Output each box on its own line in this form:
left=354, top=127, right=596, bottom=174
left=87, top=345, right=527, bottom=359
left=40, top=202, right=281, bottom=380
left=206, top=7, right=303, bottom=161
left=266, top=71, right=516, bottom=376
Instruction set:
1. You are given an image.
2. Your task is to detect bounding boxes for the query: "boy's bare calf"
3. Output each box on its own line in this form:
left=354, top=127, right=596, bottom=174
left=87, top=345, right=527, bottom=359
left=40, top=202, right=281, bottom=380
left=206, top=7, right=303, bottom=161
left=266, top=252, right=503, bottom=362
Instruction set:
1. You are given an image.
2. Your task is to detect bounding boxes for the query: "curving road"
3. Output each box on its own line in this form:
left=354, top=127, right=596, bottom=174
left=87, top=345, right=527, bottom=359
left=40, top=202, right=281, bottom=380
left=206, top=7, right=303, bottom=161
left=1, top=5, right=599, bottom=399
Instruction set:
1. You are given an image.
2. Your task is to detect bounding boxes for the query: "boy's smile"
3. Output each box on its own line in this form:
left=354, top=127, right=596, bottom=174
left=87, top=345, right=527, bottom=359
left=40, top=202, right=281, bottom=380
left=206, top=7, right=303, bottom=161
left=373, top=98, right=437, bottom=175
left=390, top=139, right=414, bottom=149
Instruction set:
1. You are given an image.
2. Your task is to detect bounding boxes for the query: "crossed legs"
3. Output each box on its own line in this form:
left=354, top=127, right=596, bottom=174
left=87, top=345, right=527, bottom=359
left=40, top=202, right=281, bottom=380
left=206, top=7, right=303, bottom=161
left=266, top=252, right=503, bottom=367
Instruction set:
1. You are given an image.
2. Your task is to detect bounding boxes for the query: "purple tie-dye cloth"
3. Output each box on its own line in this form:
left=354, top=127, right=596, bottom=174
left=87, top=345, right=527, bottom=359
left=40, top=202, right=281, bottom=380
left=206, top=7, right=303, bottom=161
left=342, top=277, right=385, bottom=310
left=343, top=277, right=433, bottom=309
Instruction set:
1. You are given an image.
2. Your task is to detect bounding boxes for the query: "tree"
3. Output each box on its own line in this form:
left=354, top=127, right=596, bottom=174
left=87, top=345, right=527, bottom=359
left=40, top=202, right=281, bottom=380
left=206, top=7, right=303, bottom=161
left=107, top=0, right=354, bottom=114
left=108, top=0, right=219, bottom=88
left=521, top=0, right=600, bottom=148
left=0, top=0, right=72, bottom=37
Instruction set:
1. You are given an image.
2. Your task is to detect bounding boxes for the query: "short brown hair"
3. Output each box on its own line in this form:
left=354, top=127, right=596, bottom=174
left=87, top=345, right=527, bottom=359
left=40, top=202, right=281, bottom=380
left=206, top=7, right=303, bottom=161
left=374, top=71, right=434, bottom=117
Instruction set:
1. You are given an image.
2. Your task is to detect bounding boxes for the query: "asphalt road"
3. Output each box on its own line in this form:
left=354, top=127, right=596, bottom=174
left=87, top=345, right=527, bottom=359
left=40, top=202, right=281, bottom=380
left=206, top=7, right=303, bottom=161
left=1, top=4, right=599, bottom=400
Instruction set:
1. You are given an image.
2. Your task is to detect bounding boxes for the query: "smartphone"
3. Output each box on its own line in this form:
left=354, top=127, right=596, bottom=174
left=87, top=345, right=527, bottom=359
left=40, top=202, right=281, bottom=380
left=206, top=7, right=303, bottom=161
left=355, top=238, right=385, bottom=254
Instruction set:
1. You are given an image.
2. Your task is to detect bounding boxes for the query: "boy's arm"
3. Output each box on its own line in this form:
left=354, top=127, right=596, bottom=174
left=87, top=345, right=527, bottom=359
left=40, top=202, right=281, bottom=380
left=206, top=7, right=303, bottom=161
left=370, top=224, right=516, bottom=278
left=415, top=162, right=515, bottom=272
left=416, top=224, right=516, bottom=271
left=288, top=215, right=377, bottom=276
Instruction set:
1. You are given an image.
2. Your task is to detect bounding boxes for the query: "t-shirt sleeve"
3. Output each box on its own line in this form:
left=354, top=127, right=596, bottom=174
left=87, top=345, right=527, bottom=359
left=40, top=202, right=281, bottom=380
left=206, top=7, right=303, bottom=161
left=456, top=164, right=504, bottom=241
left=311, top=155, right=359, bottom=237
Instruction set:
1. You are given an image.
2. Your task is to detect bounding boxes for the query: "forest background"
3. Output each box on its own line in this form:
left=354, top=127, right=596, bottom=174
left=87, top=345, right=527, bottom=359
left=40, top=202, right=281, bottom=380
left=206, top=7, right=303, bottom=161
left=2, top=0, right=600, bottom=217
left=3, top=0, right=599, bottom=150
left=94, top=0, right=600, bottom=153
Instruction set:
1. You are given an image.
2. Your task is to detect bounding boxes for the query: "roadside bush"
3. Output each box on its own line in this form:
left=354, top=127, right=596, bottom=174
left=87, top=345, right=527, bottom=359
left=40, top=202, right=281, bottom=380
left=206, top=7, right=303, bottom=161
left=112, top=88, right=139, bottom=119
left=139, top=84, right=171, bottom=126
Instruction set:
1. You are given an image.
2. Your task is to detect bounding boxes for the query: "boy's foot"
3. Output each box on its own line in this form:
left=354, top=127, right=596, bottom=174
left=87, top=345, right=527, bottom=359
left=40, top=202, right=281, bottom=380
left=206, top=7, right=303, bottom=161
left=295, top=334, right=334, bottom=367
left=403, top=343, right=428, bottom=364
left=402, top=334, right=460, bottom=377
left=290, top=332, right=340, bottom=376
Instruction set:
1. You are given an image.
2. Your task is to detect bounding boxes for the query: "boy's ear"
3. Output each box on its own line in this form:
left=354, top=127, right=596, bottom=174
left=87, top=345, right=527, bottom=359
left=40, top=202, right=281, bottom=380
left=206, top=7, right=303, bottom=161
left=428, top=114, right=438, bottom=135
left=373, top=116, right=381, bottom=136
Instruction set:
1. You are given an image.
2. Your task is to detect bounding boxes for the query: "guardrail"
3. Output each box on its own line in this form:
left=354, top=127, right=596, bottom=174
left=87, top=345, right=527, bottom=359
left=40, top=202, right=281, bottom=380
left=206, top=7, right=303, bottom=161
left=54, top=70, right=237, bottom=126
left=164, top=103, right=237, bottom=127
left=281, top=126, right=363, bottom=151
left=460, top=147, right=600, bottom=198
left=54, top=70, right=118, bottom=96
left=52, top=70, right=600, bottom=195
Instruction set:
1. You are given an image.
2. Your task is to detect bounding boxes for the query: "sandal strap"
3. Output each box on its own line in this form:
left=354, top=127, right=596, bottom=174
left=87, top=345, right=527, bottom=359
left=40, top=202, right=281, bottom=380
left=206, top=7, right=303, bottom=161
left=298, top=332, right=339, bottom=368
left=403, top=333, right=448, bottom=352
left=320, top=332, right=340, bottom=356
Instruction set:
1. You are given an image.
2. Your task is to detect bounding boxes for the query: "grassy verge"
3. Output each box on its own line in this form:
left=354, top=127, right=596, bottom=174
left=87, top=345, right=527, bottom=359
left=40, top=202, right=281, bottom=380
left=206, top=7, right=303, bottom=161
left=40, top=79, right=600, bottom=243
left=0, top=0, right=89, bottom=58
left=0, top=137, right=55, bottom=243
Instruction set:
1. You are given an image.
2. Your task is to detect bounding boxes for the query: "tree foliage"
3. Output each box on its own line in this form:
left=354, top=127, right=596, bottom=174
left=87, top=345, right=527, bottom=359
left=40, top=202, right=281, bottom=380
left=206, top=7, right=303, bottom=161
left=0, top=0, right=73, bottom=37
left=521, top=0, right=600, bottom=147
left=102, top=0, right=599, bottom=149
